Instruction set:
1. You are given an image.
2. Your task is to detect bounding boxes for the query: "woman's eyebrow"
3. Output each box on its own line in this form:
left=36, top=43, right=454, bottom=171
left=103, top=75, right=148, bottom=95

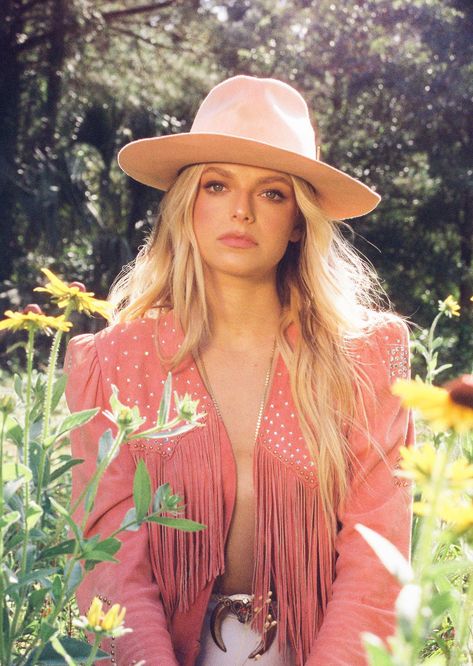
left=202, top=166, right=292, bottom=187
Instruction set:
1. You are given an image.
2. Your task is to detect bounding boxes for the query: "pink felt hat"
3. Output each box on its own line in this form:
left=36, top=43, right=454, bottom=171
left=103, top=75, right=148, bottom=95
left=118, top=75, right=380, bottom=220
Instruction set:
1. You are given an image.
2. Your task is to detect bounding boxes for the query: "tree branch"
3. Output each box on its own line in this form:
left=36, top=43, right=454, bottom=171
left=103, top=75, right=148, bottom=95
left=102, top=1, right=175, bottom=22
left=107, top=25, right=196, bottom=55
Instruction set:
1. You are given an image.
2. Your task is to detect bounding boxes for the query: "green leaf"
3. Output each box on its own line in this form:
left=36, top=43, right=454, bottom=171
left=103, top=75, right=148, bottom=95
left=96, top=536, right=122, bottom=557
left=0, top=511, right=21, bottom=532
left=39, top=620, right=57, bottom=644
left=158, top=372, right=172, bottom=426
left=26, top=501, right=43, bottom=529
left=146, top=515, right=206, bottom=531
left=3, top=460, right=32, bottom=482
left=82, top=536, right=121, bottom=563
left=153, top=482, right=170, bottom=512
left=362, top=633, right=394, bottom=666
left=429, top=591, right=452, bottom=622
left=48, top=457, right=84, bottom=483
left=4, top=477, right=25, bottom=501
left=97, top=428, right=114, bottom=464
left=14, top=373, right=23, bottom=400
left=51, top=374, right=68, bottom=411
left=52, top=575, right=63, bottom=604
left=121, top=507, right=141, bottom=531
left=355, top=524, right=413, bottom=585
left=5, top=415, right=22, bottom=446
left=64, top=560, right=83, bottom=595
left=133, top=459, right=152, bottom=522
left=49, top=497, right=83, bottom=543
left=55, top=408, right=99, bottom=440
left=29, top=587, right=49, bottom=611
left=8, top=568, right=58, bottom=592
left=39, top=539, right=76, bottom=560
left=25, top=636, right=110, bottom=664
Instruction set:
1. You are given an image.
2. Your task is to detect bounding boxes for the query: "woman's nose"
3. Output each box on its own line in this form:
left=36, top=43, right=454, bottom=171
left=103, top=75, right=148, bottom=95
left=231, top=194, right=255, bottom=223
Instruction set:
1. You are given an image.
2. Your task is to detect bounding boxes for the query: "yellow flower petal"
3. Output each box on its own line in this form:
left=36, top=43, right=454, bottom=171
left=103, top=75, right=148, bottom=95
left=102, top=603, right=126, bottom=631
left=0, top=310, right=72, bottom=334
left=34, top=268, right=112, bottom=320
left=86, top=597, right=103, bottom=628
left=392, top=379, right=473, bottom=433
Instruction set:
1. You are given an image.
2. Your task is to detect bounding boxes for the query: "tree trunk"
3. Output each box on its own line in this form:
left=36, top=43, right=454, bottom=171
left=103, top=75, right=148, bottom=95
left=0, top=0, right=24, bottom=281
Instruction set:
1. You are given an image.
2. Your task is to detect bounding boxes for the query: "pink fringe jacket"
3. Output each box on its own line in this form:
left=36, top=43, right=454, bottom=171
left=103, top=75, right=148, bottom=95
left=64, top=310, right=414, bottom=666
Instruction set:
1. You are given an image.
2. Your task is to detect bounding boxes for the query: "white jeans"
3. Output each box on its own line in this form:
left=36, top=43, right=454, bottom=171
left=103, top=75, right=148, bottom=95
left=195, top=594, right=296, bottom=666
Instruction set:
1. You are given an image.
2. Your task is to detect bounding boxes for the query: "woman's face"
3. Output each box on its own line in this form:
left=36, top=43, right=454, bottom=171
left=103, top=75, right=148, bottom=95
left=193, top=163, right=301, bottom=282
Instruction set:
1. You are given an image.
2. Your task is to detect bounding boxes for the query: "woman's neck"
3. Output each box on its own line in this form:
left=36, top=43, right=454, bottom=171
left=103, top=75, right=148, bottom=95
left=204, top=273, right=281, bottom=352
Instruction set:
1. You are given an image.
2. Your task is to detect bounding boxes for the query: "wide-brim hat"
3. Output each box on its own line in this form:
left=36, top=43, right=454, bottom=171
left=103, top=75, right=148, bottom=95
left=118, top=75, right=380, bottom=220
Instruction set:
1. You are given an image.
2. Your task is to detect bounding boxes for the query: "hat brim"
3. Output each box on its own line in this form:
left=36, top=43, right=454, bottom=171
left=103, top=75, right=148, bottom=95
left=117, top=133, right=380, bottom=220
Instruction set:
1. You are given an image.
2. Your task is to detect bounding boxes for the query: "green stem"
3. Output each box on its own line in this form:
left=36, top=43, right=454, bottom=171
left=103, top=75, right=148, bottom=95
left=409, top=436, right=454, bottom=665
left=20, top=328, right=36, bottom=573
left=36, top=428, right=127, bottom=659
left=84, top=635, right=101, bottom=666
left=7, top=329, right=36, bottom=665
left=36, top=303, right=74, bottom=504
left=425, top=312, right=443, bottom=384
left=448, top=555, right=473, bottom=665
left=0, top=413, right=6, bottom=664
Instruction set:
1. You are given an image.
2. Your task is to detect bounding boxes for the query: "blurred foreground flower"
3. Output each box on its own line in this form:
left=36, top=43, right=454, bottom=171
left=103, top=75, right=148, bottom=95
left=34, top=268, right=112, bottom=320
left=74, top=597, right=131, bottom=638
left=438, top=294, right=460, bottom=318
left=392, top=375, right=473, bottom=432
left=0, top=305, right=72, bottom=334
left=398, top=443, right=473, bottom=489
left=437, top=500, right=473, bottom=534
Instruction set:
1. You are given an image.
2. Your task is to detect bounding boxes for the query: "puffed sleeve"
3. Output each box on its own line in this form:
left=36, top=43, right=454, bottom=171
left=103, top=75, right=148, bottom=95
left=306, top=319, right=414, bottom=666
left=64, top=334, right=178, bottom=666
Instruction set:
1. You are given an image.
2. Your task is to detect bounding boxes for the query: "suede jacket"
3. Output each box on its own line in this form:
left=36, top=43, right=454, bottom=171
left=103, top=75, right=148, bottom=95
left=64, top=309, right=414, bottom=666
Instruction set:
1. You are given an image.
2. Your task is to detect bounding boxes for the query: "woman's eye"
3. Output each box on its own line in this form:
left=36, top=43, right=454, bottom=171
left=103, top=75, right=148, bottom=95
left=263, top=189, right=285, bottom=201
left=204, top=181, right=226, bottom=193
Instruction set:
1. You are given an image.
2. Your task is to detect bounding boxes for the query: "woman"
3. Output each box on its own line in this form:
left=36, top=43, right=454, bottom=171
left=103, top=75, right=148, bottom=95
left=65, top=75, right=414, bottom=666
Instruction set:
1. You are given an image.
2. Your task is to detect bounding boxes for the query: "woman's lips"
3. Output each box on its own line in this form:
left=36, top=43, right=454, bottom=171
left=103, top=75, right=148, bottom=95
left=218, top=234, right=257, bottom=248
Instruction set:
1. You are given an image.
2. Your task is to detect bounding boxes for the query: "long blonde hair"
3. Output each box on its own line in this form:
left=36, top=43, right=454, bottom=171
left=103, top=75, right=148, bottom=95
left=109, top=164, right=389, bottom=541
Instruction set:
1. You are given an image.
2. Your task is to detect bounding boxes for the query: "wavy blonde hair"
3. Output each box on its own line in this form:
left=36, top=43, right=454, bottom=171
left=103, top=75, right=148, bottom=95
left=109, top=164, right=389, bottom=541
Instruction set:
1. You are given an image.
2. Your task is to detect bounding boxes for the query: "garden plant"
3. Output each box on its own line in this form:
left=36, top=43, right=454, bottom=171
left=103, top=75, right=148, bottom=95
left=0, top=269, right=206, bottom=665
left=0, top=272, right=472, bottom=664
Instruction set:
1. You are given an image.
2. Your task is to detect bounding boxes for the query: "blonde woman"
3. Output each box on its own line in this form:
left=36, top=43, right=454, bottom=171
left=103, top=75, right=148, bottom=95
left=65, top=75, right=414, bottom=666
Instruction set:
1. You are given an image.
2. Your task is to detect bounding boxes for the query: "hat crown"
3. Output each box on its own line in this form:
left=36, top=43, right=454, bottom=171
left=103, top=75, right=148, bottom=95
left=191, top=75, right=319, bottom=159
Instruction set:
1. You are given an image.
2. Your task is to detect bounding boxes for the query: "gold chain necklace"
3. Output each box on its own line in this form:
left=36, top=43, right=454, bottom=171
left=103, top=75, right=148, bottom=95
left=197, top=338, right=278, bottom=445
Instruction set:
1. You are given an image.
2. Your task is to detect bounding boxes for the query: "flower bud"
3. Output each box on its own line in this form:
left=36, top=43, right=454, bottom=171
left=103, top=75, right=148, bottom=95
left=22, top=304, right=43, bottom=315
left=444, top=375, right=473, bottom=409
left=117, top=408, right=134, bottom=427
left=0, top=394, right=16, bottom=416
left=68, top=281, right=87, bottom=292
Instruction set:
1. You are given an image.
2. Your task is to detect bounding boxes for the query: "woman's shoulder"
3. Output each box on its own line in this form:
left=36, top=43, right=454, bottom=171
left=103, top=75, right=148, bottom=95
left=348, top=311, right=411, bottom=385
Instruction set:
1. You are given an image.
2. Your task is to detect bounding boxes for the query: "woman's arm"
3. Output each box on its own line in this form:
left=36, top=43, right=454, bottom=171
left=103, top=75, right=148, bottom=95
left=65, top=334, right=178, bottom=666
left=306, top=319, right=414, bottom=666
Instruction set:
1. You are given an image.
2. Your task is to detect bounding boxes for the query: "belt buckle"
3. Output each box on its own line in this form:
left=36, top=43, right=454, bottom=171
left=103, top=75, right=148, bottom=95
left=209, top=594, right=278, bottom=659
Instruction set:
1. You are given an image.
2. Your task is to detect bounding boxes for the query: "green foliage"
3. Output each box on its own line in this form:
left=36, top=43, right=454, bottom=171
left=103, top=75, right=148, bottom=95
left=358, top=303, right=473, bottom=665
left=1, top=0, right=471, bottom=373
left=0, top=276, right=206, bottom=665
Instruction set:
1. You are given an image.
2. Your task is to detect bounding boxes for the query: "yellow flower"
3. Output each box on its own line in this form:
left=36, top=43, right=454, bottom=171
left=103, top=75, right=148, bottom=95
left=86, top=597, right=103, bottom=629
left=438, top=499, right=473, bottom=534
left=397, top=443, right=444, bottom=485
left=34, top=268, right=112, bottom=320
left=446, top=457, right=473, bottom=491
left=0, top=307, right=72, bottom=334
left=392, top=379, right=473, bottom=433
left=82, top=597, right=129, bottom=636
left=438, top=295, right=460, bottom=318
left=102, top=604, right=127, bottom=631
